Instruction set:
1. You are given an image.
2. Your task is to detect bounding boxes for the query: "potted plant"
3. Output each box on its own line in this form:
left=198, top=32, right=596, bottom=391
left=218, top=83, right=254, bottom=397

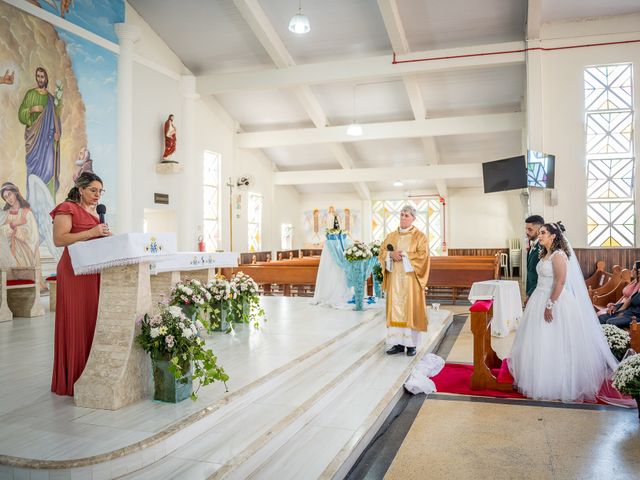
left=168, top=279, right=211, bottom=328
left=612, top=353, right=640, bottom=421
left=206, top=277, right=232, bottom=332
left=137, top=303, right=228, bottom=402
left=229, top=272, right=265, bottom=328
left=601, top=324, right=631, bottom=361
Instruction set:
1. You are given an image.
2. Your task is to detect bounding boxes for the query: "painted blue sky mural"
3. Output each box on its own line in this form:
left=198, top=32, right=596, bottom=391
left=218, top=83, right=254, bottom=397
left=57, top=29, right=118, bottom=213
left=37, top=0, right=124, bottom=43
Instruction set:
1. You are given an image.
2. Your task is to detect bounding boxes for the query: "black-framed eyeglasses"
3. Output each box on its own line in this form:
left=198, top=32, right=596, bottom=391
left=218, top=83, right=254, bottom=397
left=84, top=187, right=106, bottom=195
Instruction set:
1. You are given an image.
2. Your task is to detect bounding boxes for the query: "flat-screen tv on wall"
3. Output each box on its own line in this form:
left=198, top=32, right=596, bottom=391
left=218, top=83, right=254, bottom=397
left=527, top=150, right=555, bottom=188
left=482, top=155, right=528, bottom=193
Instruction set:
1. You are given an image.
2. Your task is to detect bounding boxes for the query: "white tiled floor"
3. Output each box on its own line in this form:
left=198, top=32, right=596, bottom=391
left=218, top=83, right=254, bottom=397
left=0, top=297, right=380, bottom=462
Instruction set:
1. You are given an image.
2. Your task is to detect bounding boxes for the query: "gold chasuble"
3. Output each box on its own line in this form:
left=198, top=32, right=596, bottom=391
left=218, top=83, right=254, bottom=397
left=378, top=227, right=430, bottom=333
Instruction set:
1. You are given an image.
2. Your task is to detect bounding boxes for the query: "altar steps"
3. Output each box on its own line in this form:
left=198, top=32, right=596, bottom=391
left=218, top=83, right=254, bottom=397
left=121, top=310, right=452, bottom=480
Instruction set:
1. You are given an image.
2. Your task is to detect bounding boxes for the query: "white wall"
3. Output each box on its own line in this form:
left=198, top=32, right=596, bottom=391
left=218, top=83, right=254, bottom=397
left=127, top=2, right=288, bottom=254
left=447, top=188, right=524, bottom=248
left=529, top=14, right=640, bottom=247
left=273, top=186, right=302, bottom=250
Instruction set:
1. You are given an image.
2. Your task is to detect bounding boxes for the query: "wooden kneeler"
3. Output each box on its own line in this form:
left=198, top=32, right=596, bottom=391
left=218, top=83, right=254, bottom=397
left=470, top=299, right=514, bottom=392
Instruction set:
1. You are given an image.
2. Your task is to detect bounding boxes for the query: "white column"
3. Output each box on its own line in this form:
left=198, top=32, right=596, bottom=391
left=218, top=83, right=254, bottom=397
left=180, top=75, right=200, bottom=250
left=115, top=23, right=140, bottom=234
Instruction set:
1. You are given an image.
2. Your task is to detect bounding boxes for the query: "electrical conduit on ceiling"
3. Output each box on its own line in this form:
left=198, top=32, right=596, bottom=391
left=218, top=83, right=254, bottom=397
left=391, top=39, right=640, bottom=64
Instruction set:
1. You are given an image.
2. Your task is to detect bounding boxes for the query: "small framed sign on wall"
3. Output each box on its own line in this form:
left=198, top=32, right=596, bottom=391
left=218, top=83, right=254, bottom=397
left=154, top=193, right=169, bottom=205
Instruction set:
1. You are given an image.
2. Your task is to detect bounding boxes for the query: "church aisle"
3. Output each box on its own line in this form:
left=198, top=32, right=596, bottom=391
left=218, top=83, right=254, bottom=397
left=385, top=397, right=640, bottom=480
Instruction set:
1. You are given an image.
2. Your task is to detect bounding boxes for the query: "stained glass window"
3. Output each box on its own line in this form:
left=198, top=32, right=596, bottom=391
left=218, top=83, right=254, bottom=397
left=372, top=199, right=443, bottom=255
left=202, top=151, right=221, bottom=251
left=248, top=193, right=263, bottom=252
left=584, top=64, right=635, bottom=247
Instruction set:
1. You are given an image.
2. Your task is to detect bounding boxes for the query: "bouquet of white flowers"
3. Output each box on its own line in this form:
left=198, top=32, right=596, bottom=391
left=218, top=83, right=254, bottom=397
left=168, top=279, right=212, bottom=326
left=205, top=277, right=232, bottom=332
left=136, top=303, right=227, bottom=400
left=612, top=354, right=640, bottom=416
left=345, top=241, right=373, bottom=262
left=229, top=272, right=265, bottom=327
left=369, top=240, right=382, bottom=256
left=602, top=324, right=631, bottom=360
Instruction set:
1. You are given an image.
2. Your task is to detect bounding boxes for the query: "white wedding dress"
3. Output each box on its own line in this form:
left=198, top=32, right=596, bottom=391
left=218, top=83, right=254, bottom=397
left=509, top=249, right=618, bottom=402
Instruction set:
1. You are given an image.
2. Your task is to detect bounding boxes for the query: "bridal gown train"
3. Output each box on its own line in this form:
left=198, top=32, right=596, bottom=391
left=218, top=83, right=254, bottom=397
left=509, top=250, right=618, bottom=402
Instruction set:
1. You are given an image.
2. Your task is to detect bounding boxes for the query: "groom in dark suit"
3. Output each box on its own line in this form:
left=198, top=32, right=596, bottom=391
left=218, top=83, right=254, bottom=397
left=524, top=215, right=545, bottom=304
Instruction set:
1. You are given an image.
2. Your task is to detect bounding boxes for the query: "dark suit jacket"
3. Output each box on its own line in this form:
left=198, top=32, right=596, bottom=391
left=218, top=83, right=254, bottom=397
left=526, top=241, right=541, bottom=297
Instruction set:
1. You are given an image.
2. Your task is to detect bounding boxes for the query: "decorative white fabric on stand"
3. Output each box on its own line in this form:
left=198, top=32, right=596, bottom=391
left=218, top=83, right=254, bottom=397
left=150, top=251, right=238, bottom=274
left=68, top=232, right=177, bottom=275
left=468, top=279, right=523, bottom=337
left=310, top=244, right=353, bottom=309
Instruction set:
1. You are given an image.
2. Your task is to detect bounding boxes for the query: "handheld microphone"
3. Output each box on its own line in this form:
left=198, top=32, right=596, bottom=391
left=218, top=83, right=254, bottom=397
left=386, top=244, right=394, bottom=252
left=96, top=204, right=106, bottom=224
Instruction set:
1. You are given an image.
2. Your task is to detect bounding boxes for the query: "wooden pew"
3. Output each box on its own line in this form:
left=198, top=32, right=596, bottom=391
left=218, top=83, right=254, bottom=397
left=585, top=260, right=609, bottom=290
left=592, top=268, right=631, bottom=310
left=427, top=255, right=500, bottom=304
left=240, top=251, right=272, bottom=265
left=589, top=265, right=622, bottom=299
left=222, top=259, right=319, bottom=297
left=469, top=299, right=514, bottom=392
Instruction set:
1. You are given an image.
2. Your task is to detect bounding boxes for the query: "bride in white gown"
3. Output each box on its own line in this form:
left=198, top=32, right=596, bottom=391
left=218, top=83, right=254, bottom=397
left=509, top=222, right=618, bottom=402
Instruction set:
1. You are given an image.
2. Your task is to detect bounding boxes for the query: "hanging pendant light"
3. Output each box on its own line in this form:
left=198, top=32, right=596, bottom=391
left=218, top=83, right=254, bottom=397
left=289, top=0, right=310, bottom=34
left=346, top=84, right=363, bottom=137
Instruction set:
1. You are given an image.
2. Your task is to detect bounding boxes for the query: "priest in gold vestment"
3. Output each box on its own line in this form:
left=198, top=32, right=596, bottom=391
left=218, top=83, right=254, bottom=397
left=378, top=205, right=430, bottom=356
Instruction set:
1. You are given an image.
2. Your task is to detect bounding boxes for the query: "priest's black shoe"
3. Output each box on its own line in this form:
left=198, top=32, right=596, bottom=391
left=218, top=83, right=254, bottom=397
left=385, top=345, right=405, bottom=355
left=406, top=347, right=416, bottom=356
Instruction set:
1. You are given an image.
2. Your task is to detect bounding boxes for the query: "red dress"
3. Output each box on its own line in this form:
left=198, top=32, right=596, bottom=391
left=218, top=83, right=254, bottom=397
left=50, top=201, right=100, bottom=396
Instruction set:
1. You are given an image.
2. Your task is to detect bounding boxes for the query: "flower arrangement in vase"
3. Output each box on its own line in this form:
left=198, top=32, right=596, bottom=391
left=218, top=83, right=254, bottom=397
left=612, top=353, right=640, bottom=420
left=601, top=324, right=631, bottom=361
left=345, top=241, right=373, bottom=262
left=205, top=277, right=232, bottom=332
left=168, top=279, right=211, bottom=327
left=229, top=272, right=265, bottom=328
left=136, top=303, right=228, bottom=402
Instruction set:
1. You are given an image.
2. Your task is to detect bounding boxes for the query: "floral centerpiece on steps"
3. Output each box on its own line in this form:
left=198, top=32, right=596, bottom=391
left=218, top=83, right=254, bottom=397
left=229, top=272, right=265, bottom=328
left=344, top=241, right=374, bottom=311
left=205, top=277, right=232, bottom=332
left=136, top=303, right=228, bottom=402
left=611, top=353, right=640, bottom=421
left=602, top=324, right=631, bottom=361
left=369, top=240, right=383, bottom=298
left=168, top=279, right=211, bottom=328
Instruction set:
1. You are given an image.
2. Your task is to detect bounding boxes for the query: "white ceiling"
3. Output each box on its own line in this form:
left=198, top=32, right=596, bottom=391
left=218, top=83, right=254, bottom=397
left=540, top=0, right=640, bottom=23
left=128, top=0, right=639, bottom=196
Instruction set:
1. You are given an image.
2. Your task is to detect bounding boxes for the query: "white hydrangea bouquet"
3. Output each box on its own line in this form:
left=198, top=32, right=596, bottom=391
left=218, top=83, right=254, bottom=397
left=229, top=272, right=265, bottom=328
left=136, top=303, right=228, bottom=400
left=369, top=240, right=382, bottom=257
left=345, top=241, right=373, bottom=262
left=612, top=353, right=640, bottom=419
left=602, top=324, right=631, bottom=361
left=205, top=277, right=232, bottom=332
left=168, top=279, right=212, bottom=327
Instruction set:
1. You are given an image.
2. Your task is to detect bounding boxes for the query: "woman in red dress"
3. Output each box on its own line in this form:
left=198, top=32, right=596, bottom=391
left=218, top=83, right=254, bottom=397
left=50, top=172, right=111, bottom=396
